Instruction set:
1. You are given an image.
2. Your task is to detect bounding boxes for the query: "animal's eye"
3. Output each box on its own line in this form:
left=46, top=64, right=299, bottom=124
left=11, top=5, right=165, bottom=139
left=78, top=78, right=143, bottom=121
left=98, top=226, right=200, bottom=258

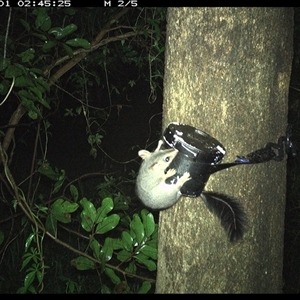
left=164, top=156, right=170, bottom=162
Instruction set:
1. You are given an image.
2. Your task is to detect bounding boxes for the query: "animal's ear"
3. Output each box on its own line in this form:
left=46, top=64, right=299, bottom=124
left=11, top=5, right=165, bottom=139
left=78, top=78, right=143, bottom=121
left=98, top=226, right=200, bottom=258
left=138, top=150, right=151, bottom=160
left=154, top=140, right=164, bottom=152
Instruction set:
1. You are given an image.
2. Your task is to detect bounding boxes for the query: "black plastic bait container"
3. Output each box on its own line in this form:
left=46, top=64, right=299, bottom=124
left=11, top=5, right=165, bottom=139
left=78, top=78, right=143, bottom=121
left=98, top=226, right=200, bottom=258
left=162, top=122, right=226, bottom=197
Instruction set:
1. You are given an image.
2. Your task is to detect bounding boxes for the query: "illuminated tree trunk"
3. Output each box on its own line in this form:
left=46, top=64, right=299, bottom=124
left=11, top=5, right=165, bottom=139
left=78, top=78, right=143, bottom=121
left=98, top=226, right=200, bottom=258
left=156, top=7, right=293, bottom=293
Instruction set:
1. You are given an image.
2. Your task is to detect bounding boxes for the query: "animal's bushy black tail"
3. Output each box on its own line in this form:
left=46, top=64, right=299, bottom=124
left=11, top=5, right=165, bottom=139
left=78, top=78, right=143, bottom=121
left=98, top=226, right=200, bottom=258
left=201, top=191, right=247, bottom=242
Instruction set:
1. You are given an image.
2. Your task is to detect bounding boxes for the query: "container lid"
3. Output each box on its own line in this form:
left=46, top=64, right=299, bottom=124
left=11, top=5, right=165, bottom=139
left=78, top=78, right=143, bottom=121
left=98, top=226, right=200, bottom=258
left=163, top=122, right=226, bottom=164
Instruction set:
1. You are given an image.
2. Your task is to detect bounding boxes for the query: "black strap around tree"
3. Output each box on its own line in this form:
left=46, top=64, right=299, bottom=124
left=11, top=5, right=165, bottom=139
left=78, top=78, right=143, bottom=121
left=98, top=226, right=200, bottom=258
left=209, top=124, right=296, bottom=174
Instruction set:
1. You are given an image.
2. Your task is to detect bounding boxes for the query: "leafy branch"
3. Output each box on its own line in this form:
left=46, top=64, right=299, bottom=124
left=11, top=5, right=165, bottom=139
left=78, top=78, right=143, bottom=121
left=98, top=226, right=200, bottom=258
left=2, top=8, right=136, bottom=154
left=0, top=140, right=156, bottom=292
left=0, top=7, right=166, bottom=293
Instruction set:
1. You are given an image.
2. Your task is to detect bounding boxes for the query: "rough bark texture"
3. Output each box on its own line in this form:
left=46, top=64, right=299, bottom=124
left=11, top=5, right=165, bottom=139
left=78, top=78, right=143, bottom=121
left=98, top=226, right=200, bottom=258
left=156, top=7, right=293, bottom=293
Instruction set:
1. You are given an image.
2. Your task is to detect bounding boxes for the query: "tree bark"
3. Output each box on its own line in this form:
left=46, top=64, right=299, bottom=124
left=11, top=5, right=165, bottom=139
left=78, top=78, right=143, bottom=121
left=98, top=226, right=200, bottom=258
left=156, top=7, right=293, bottom=293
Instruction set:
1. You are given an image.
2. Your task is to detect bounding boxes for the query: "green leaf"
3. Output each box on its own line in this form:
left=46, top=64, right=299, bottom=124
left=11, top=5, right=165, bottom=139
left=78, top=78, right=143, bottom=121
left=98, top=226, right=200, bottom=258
left=34, top=8, right=46, bottom=27
left=38, top=162, right=60, bottom=180
left=27, top=286, right=37, bottom=294
left=0, top=81, right=8, bottom=95
left=35, top=77, right=50, bottom=93
left=28, top=111, right=38, bottom=120
left=121, top=231, right=133, bottom=251
left=89, top=238, right=101, bottom=260
left=80, top=198, right=96, bottom=232
left=101, top=285, right=111, bottom=294
left=40, top=16, right=51, bottom=31
left=5, top=64, right=23, bottom=78
left=52, top=198, right=79, bottom=213
left=15, top=76, right=34, bottom=88
left=135, top=253, right=156, bottom=271
left=45, top=214, right=57, bottom=236
left=141, top=209, right=155, bottom=237
left=24, top=233, right=35, bottom=252
left=28, top=86, right=42, bottom=99
left=24, top=271, right=36, bottom=290
left=65, top=38, right=91, bottom=49
left=137, top=281, right=151, bottom=294
left=113, top=194, right=129, bottom=210
left=95, top=197, right=114, bottom=223
left=100, top=237, right=114, bottom=262
left=16, top=286, right=27, bottom=294
left=36, top=270, right=43, bottom=284
left=34, top=8, right=51, bottom=31
left=125, top=261, right=137, bottom=274
left=28, top=67, right=43, bottom=75
left=21, top=95, right=40, bottom=111
left=42, top=40, right=57, bottom=52
left=116, top=249, right=131, bottom=262
left=28, top=86, right=50, bottom=109
left=20, top=19, right=30, bottom=31
left=97, top=189, right=112, bottom=200
left=140, top=245, right=157, bottom=260
left=48, top=24, right=78, bottom=39
left=111, top=238, right=123, bottom=250
left=130, top=214, right=144, bottom=244
left=28, top=86, right=46, bottom=100
left=70, top=184, right=78, bottom=201
left=32, top=33, right=48, bottom=41
left=71, top=256, right=95, bottom=271
left=21, top=255, right=33, bottom=271
left=146, top=230, right=158, bottom=248
left=105, top=268, right=121, bottom=285
left=62, top=43, right=74, bottom=58
left=53, top=170, right=66, bottom=193
left=0, top=57, right=9, bottom=72
left=51, top=199, right=79, bottom=223
left=95, top=214, right=120, bottom=234
left=20, top=99, right=41, bottom=117
left=35, top=204, right=48, bottom=214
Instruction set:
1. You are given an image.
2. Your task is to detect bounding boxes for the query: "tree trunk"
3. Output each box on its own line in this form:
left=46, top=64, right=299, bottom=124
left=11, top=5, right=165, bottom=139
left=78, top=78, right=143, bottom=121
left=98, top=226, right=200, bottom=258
left=156, top=7, right=293, bottom=293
